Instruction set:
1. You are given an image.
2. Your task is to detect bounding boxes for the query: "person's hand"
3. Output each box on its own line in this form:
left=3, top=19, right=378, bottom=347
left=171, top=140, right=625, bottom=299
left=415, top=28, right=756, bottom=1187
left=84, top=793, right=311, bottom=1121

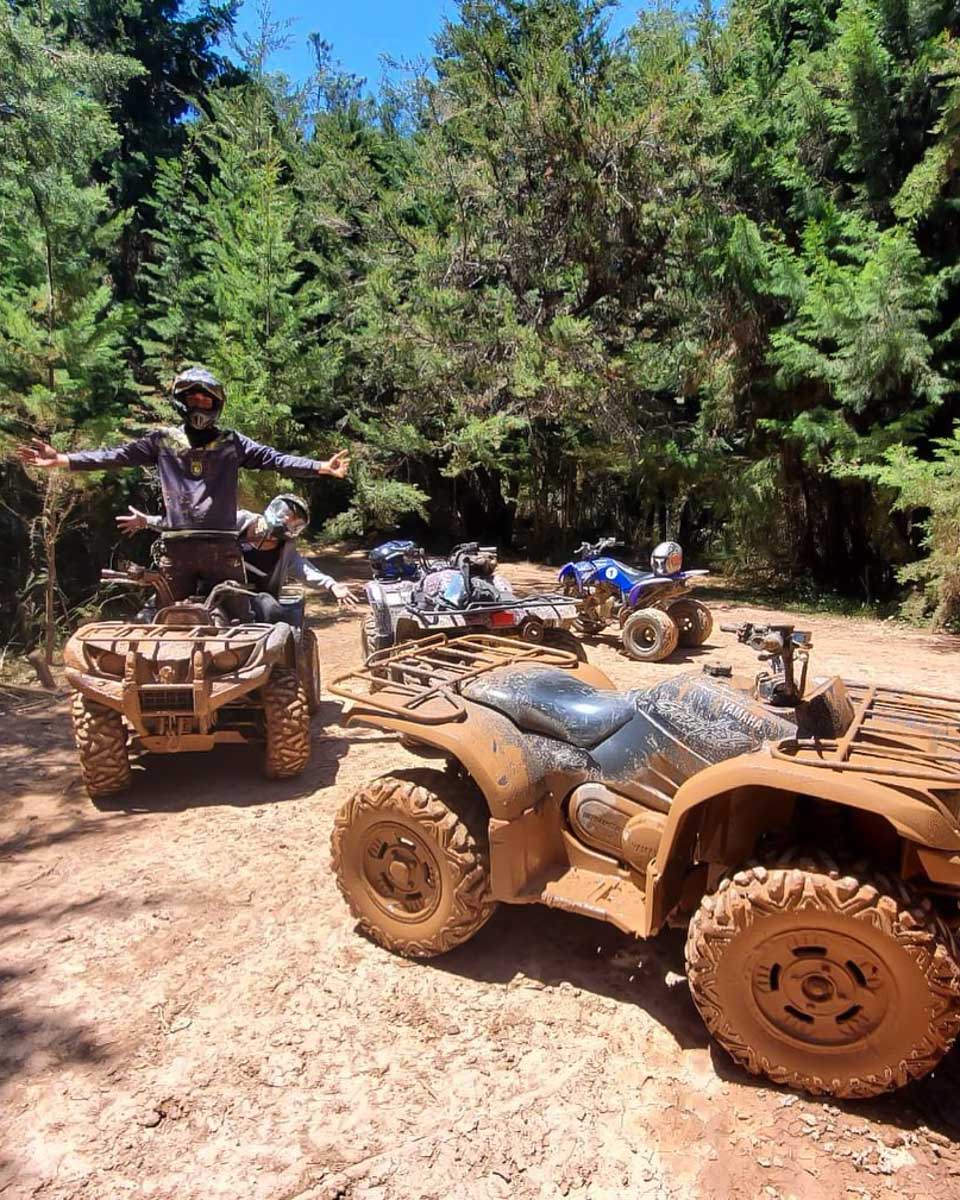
left=16, top=439, right=68, bottom=470
left=320, top=449, right=351, bottom=479
left=331, top=582, right=359, bottom=608
left=116, top=506, right=152, bottom=537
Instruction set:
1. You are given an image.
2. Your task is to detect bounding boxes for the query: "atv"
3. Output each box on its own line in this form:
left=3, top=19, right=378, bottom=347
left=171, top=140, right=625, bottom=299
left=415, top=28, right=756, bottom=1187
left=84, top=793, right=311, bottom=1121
left=64, top=531, right=320, bottom=802
left=558, top=537, right=711, bottom=662
left=362, top=541, right=583, bottom=661
left=329, top=625, right=960, bottom=1099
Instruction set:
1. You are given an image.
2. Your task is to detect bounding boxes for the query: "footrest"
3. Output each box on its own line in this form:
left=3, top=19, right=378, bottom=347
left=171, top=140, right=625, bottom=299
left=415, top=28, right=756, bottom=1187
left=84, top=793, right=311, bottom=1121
left=537, top=867, right=646, bottom=936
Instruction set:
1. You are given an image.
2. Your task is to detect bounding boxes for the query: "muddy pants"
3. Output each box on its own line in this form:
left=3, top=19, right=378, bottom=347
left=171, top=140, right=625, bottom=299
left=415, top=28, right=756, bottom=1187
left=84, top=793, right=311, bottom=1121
left=157, top=538, right=246, bottom=602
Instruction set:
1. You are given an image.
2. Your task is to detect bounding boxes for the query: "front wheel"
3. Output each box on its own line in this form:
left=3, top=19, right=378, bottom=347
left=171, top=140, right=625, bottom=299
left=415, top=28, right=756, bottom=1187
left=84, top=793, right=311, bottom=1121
left=668, top=598, right=713, bottom=647
left=262, top=666, right=311, bottom=779
left=298, top=626, right=322, bottom=715
left=72, top=693, right=131, bottom=801
left=685, top=860, right=960, bottom=1099
left=330, top=769, right=497, bottom=957
left=620, top=608, right=679, bottom=662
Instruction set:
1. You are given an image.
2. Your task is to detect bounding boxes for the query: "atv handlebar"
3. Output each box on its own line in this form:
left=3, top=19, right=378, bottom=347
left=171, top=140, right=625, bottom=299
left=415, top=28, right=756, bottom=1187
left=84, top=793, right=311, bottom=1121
left=575, top=536, right=620, bottom=557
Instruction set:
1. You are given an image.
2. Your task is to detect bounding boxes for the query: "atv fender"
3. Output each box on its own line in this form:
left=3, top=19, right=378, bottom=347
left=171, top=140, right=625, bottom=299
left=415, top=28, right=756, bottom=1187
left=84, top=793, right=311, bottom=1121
left=642, top=750, right=960, bottom=936
left=344, top=659, right=617, bottom=821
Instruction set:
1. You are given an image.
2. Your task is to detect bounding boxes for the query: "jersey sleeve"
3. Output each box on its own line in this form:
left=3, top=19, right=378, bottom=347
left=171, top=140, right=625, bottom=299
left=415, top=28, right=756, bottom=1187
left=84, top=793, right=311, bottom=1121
left=235, top=432, right=323, bottom=477
left=287, top=549, right=336, bottom=591
left=67, top=432, right=161, bottom=472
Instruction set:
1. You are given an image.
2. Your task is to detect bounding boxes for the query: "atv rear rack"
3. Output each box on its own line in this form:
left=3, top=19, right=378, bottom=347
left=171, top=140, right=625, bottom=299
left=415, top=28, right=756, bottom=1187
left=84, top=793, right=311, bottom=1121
left=773, top=682, right=960, bottom=782
left=329, top=633, right=580, bottom=724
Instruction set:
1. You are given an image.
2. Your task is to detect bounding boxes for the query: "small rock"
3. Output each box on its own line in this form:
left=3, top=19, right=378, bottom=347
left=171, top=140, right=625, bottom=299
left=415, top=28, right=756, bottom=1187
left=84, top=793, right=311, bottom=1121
left=136, top=1108, right=163, bottom=1128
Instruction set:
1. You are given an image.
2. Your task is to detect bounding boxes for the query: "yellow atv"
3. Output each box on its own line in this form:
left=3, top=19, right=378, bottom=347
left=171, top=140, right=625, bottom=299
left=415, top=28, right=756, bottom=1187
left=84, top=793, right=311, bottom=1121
left=329, top=628, right=960, bottom=1099
left=65, top=532, right=319, bottom=801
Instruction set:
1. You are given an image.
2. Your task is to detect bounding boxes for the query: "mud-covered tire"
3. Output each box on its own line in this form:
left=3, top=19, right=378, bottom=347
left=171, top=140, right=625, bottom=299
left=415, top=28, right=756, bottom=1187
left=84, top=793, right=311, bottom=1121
left=668, top=598, right=714, bottom=647
left=360, top=615, right=378, bottom=661
left=298, top=626, right=322, bottom=715
left=685, top=858, right=960, bottom=1099
left=71, top=692, right=131, bottom=800
left=621, top=608, right=679, bottom=662
left=330, top=769, right=497, bottom=957
left=262, top=666, right=311, bottom=779
left=545, top=628, right=588, bottom=661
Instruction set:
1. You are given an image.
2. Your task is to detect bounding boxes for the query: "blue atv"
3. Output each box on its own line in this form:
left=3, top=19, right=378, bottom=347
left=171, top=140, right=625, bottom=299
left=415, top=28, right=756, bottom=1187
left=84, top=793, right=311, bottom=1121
left=558, top=537, right=712, bottom=661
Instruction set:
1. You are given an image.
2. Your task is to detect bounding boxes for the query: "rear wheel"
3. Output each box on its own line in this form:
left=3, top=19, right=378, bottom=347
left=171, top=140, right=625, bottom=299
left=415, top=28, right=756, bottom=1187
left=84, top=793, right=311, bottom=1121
left=71, top=693, right=131, bottom=801
left=331, top=769, right=496, bottom=957
left=519, top=618, right=546, bottom=645
left=685, top=859, right=960, bottom=1099
left=621, top=608, right=679, bottom=662
left=262, top=666, right=310, bottom=779
left=668, top=598, right=713, bottom=647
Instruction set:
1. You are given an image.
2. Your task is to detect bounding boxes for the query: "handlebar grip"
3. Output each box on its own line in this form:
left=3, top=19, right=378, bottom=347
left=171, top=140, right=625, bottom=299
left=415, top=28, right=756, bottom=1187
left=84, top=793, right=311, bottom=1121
left=719, top=624, right=740, bottom=633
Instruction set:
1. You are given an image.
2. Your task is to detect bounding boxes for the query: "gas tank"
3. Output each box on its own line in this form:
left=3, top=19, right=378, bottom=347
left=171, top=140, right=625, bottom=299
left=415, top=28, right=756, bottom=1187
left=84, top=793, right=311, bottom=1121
left=590, top=556, right=645, bottom=594
left=589, top=671, right=798, bottom=803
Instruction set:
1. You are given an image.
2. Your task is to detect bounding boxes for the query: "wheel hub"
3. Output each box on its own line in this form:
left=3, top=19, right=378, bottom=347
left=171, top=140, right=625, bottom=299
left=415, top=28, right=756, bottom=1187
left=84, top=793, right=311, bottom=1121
left=362, top=821, right=441, bottom=922
left=751, top=929, right=892, bottom=1047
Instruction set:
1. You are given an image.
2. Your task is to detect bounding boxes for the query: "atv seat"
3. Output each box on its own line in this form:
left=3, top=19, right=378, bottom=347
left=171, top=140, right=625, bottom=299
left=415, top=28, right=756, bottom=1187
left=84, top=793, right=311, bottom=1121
left=462, top=666, right=635, bottom=749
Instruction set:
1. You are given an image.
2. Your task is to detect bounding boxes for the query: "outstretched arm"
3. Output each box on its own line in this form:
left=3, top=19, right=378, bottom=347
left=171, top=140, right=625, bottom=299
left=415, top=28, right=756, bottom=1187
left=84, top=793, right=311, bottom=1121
left=18, top=433, right=161, bottom=473
left=235, top=433, right=351, bottom=479
left=288, top=549, right=360, bottom=607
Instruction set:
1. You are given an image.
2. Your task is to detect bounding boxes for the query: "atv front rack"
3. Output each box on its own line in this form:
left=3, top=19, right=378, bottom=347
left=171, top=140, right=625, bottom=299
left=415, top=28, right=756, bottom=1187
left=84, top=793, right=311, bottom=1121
left=329, top=633, right=580, bottom=724
left=773, top=682, right=960, bottom=782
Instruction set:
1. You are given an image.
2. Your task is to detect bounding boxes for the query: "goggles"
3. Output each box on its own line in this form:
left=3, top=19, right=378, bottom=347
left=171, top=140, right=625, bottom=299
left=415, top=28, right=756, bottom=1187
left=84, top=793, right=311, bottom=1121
left=264, top=497, right=309, bottom=540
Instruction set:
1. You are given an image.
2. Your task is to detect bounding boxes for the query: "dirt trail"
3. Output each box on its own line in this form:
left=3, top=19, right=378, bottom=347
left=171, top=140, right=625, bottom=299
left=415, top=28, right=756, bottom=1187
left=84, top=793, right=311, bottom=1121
left=3, top=553, right=960, bottom=1200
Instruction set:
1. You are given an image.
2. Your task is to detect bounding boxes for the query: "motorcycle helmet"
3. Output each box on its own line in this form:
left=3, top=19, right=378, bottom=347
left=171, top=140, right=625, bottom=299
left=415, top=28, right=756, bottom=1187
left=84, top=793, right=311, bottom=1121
left=651, top=541, right=683, bottom=576
left=263, top=494, right=310, bottom=540
left=172, top=366, right=226, bottom=431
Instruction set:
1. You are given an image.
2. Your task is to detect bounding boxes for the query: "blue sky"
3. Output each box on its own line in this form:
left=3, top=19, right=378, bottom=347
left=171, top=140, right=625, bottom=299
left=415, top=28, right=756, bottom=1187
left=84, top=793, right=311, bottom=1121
left=232, top=1, right=639, bottom=92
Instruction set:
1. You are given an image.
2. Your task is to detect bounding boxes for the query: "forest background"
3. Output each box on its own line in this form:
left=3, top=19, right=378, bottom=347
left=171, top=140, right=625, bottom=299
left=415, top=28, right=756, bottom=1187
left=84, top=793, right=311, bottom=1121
left=2, top=0, right=960, bottom=661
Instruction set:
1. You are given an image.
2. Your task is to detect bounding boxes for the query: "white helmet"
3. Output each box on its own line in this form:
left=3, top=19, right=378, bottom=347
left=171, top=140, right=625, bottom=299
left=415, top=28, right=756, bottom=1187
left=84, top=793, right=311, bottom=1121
left=651, top=541, right=682, bottom=576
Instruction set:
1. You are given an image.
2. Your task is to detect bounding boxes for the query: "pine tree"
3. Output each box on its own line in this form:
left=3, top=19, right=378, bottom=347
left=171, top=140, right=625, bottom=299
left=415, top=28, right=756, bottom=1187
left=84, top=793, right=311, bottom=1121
left=0, top=6, right=143, bottom=659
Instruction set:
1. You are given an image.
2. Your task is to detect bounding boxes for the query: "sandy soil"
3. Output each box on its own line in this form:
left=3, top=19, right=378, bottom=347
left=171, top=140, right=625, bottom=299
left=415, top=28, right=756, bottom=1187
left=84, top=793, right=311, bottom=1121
left=3, top=553, right=960, bottom=1200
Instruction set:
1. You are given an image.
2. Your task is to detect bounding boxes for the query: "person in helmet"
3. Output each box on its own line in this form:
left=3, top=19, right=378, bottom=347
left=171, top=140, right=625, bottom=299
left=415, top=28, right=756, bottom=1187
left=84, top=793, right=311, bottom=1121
left=120, top=493, right=359, bottom=618
left=650, top=541, right=683, bottom=576
left=16, top=366, right=351, bottom=599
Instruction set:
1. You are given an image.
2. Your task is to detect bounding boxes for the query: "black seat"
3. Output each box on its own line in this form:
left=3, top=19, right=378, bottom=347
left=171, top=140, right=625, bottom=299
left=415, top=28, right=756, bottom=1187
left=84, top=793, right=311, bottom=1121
left=461, top=666, right=636, bottom=749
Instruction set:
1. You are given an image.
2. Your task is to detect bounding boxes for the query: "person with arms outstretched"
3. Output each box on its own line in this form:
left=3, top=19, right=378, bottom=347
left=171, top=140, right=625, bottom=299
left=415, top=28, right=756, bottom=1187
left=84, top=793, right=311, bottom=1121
left=17, top=366, right=351, bottom=599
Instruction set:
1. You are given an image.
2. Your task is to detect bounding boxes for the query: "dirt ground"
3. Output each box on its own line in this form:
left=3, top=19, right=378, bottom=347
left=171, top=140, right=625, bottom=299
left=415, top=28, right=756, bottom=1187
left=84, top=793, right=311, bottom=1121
left=4, top=553, right=960, bottom=1200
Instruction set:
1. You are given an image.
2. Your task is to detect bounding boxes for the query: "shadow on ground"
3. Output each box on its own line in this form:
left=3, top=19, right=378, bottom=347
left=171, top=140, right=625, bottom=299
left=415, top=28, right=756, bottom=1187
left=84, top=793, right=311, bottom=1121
left=414, top=901, right=960, bottom=1141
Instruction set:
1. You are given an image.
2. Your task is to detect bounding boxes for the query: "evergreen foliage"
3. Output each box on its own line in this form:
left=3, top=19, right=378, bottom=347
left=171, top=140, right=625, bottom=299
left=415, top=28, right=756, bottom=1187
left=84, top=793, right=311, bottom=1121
left=3, top=0, right=960, bottom=652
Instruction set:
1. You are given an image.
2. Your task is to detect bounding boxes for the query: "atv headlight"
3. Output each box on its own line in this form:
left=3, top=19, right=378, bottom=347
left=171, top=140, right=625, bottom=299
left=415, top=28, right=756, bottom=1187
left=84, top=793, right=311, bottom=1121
left=211, top=646, right=252, bottom=673
left=84, top=646, right=125, bottom=677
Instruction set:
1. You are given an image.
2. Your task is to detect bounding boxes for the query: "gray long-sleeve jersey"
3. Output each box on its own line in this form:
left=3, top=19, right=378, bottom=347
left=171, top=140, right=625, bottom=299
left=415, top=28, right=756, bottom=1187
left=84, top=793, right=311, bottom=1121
left=68, top=427, right=324, bottom=530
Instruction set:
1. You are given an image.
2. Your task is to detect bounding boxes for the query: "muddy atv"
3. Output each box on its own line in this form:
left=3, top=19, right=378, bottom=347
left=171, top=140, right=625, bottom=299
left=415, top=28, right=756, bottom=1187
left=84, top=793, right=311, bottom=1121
left=64, top=532, right=319, bottom=802
left=362, top=541, right=583, bottom=661
left=329, top=626, right=960, bottom=1099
